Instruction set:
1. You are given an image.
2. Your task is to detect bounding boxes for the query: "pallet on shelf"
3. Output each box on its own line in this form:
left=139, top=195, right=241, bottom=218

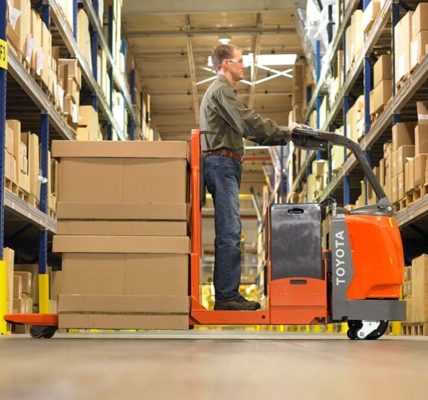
left=5, top=178, right=19, bottom=195
left=405, top=184, right=428, bottom=205
left=401, top=322, right=428, bottom=336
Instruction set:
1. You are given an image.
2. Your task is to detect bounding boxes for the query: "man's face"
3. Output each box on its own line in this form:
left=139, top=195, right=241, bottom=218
left=226, top=49, right=245, bottom=82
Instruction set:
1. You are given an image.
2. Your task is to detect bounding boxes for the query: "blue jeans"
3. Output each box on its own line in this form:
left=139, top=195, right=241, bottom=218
left=204, top=155, right=242, bottom=301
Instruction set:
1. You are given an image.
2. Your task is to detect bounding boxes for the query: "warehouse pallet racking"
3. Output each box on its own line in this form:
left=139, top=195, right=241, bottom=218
left=0, top=0, right=140, bottom=329
left=288, top=0, right=428, bottom=261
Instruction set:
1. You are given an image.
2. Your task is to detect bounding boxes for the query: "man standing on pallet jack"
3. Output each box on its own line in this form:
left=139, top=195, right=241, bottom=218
left=200, top=44, right=300, bottom=311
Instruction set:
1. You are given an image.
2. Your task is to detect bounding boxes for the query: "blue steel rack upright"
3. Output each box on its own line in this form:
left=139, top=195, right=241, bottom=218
left=0, top=0, right=7, bottom=261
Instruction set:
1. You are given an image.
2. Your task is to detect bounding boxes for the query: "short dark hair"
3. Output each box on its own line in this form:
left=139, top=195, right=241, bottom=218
left=211, top=44, right=240, bottom=72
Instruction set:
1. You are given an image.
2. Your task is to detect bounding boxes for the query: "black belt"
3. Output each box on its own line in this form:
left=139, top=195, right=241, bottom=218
left=204, top=149, right=243, bottom=163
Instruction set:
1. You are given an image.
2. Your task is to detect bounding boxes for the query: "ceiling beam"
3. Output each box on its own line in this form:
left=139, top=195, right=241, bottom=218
left=123, top=0, right=295, bottom=15
left=149, top=91, right=291, bottom=97
left=133, top=49, right=305, bottom=59
left=248, top=13, right=263, bottom=109
left=185, top=16, right=200, bottom=125
left=127, top=26, right=295, bottom=38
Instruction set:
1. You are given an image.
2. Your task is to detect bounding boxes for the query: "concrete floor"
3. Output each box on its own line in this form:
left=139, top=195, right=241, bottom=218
left=1, top=331, right=428, bottom=400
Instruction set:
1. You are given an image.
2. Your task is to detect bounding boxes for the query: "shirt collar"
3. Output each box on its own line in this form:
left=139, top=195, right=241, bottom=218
left=217, top=74, right=237, bottom=93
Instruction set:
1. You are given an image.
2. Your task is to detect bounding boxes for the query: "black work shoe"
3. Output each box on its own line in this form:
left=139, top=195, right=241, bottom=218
left=214, top=297, right=261, bottom=311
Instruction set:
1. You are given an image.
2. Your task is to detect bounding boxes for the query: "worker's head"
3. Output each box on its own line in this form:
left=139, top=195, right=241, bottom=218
left=211, top=44, right=245, bottom=85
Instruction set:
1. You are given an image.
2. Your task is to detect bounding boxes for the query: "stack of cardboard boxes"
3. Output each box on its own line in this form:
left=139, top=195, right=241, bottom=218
left=307, top=160, right=327, bottom=202
left=362, top=0, right=381, bottom=34
left=13, top=271, right=33, bottom=313
left=345, top=10, right=364, bottom=76
left=59, top=59, right=82, bottom=128
left=51, top=141, right=191, bottom=330
left=346, top=95, right=365, bottom=143
left=77, top=105, right=103, bottom=141
left=370, top=54, right=392, bottom=118
left=404, top=254, right=428, bottom=324
left=4, top=120, right=39, bottom=201
left=410, top=4, right=428, bottom=71
left=395, top=4, right=428, bottom=87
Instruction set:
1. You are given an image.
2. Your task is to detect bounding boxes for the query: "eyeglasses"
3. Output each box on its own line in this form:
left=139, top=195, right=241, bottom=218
left=226, top=58, right=244, bottom=65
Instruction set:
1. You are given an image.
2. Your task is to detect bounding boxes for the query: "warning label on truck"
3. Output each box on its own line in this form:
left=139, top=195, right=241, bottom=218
left=0, top=39, right=8, bottom=70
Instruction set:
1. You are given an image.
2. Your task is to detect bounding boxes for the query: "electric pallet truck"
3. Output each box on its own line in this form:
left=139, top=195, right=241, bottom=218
left=4, top=127, right=406, bottom=340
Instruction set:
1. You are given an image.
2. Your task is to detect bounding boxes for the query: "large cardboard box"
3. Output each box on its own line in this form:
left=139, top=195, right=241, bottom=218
left=77, top=9, right=92, bottom=72
left=58, top=59, right=82, bottom=88
left=5, top=121, right=16, bottom=155
left=394, top=11, right=413, bottom=86
left=394, top=145, right=415, bottom=177
left=392, top=122, right=415, bottom=151
left=57, top=220, right=187, bottom=236
left=369, top=80, right=392, bottom=115
left=14, top=271, right=32, bottom=295
left=53, top=235, right=190, bottom=254
left=52, top=141, right=190, bottom=220
left=351, top=10, right=364, bottom=61
left=405, top=158, right=415, bottom=193
left=416, top=101, right=428, bottom=125
left=397, top=172, right=405, bottom=200
left=410, top=31, right=428, bottom=70
left=415, top=124, right=428, bottom=155
left=373, top=54, right=391, bottom=88
left=412, top=3, right=428, bottom=39
left=59, top=253, right=189, bottom=297
left=7, top=0, right=31, bottom=55
left=363, top=0, right=380, bottom=33
left=391, top=175, right=398, bottom=203
left=78, top=105, right=100, bottom=140
left=411, top=254, right=428, bottom=322
left=13, top=274, right=22, bottom=298
left=58, top=313, right=189, bottom=330
left=14, top=264, right=38, bottom=304
left=58, top=294, right=189, bottom=314
left=30, top=9, right=42, bottom=71
left=414, top=154, right=428, bottom=186
left=21, top=132, right=40, bottom=200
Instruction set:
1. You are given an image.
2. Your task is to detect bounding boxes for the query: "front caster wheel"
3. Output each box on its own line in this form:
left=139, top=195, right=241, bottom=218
left=30, top=325, right=57, bottom=339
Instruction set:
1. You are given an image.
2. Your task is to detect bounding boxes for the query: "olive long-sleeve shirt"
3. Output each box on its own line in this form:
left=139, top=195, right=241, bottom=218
left=199, top=75, right=291, bottom=156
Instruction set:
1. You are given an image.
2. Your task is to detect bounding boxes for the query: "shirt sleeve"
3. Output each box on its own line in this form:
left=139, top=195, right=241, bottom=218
left=212, top=84, right=290, bottom=145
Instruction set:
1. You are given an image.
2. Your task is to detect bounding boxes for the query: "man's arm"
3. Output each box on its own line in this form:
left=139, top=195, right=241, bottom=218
left=213, top=85, right=291, bottom=144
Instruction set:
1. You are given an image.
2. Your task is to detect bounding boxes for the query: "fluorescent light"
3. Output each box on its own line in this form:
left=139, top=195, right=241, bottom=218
left=256, top=54, right=297, bottom=65
left=219, top=37, right=231, bottom=44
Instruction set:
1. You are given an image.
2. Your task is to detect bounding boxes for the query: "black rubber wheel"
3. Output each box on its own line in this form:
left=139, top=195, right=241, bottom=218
left=366, top=321, right=389, bottom=340
left=30, top=325, right=57, bottom=339
left=347, top=320, right=363, bottom=340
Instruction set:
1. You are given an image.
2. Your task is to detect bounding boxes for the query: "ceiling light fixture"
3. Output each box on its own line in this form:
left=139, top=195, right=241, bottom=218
left=256, top=54, right=297, bottom=65
left=218, top=36, right=231, bottom=44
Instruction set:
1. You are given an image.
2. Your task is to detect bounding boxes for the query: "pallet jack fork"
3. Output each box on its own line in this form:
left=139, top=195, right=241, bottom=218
left=4, top=127, right=406, bottom=339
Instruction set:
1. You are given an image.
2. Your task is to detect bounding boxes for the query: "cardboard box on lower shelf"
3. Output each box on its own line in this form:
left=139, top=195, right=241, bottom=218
left=4, top=247, right=15, bottom=314
left=410, top=254, right=428, bottom=322
left=14, top=271, right=32, bottom=295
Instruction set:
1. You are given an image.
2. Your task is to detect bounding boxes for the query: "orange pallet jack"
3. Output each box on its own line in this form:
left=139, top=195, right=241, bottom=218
left=4, top=127, right=406, bottom=339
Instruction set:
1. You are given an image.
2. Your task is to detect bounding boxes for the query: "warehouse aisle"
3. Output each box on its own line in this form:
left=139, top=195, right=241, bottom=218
left=1, top=333, right=427, bottom=399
